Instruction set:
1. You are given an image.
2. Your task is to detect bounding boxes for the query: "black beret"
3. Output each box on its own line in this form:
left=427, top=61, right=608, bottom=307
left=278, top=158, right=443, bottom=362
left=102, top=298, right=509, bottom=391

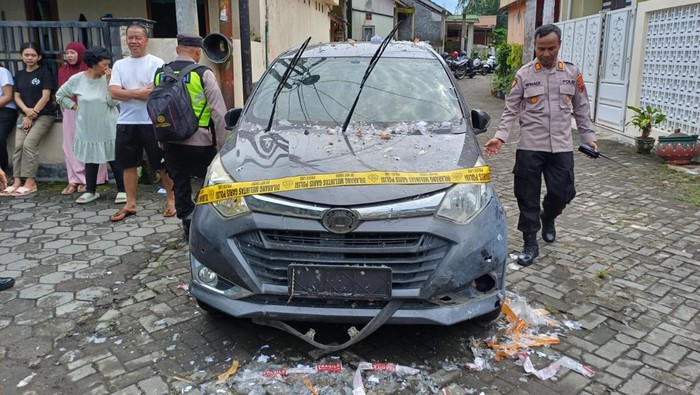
left=177, top=34, right=203, bottom=47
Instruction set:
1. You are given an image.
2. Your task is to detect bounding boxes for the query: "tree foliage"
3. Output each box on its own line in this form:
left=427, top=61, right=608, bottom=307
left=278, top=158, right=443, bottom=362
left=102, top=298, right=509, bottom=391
left=456, top=0, right=508, bottom=29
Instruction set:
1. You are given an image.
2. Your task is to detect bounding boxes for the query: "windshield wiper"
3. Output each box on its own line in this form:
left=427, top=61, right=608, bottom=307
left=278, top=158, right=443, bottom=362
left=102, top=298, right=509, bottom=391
left=341, top=22, right=402, bottom=132
left=266, top=36, right=312, bottom=132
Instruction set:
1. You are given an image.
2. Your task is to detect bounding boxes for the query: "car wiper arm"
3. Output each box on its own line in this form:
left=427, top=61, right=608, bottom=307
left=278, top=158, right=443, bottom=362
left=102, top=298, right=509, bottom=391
left=266, top=36, right=312, bottom=132
left=341, top=22, right=402, bottom=132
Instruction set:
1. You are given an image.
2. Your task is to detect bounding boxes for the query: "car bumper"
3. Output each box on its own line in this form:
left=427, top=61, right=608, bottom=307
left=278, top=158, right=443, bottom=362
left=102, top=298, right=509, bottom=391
left=189, top=196, right=507, bottom=325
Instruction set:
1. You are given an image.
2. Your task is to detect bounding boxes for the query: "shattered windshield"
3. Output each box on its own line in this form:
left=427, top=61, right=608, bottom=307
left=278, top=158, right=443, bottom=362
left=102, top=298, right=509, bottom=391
left=246, top=57, right=462, bottom=127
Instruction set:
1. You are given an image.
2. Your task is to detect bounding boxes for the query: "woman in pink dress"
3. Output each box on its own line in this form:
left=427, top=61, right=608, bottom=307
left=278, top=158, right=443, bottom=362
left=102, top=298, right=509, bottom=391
left=58, top=42, right=108, bottom=195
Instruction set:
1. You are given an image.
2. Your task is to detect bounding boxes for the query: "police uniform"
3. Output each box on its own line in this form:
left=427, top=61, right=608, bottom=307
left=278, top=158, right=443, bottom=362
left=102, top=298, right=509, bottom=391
left=494, top=58, right=596, bottom=235
left=155, top=34, right=228, bottom=238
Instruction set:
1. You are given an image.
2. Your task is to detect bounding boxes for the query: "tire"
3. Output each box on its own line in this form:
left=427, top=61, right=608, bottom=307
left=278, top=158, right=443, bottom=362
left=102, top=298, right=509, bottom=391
left=481, top=67, right=487, bottom=76
left=455, top=67, right=466, bottom=80
left=468, top=73, right=475, bottom=79
left=471, top=306, right=502, bottom=326
left=197, top=299, right=222, bottom=315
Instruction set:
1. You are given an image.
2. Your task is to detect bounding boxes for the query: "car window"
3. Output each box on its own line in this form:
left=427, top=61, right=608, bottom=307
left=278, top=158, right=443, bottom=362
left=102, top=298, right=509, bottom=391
left=246, top=57, right=462, bottom=127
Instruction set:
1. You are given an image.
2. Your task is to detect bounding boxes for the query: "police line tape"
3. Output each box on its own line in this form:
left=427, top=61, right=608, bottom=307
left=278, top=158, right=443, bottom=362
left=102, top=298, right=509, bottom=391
left=195, top=166, right=491, bottom=205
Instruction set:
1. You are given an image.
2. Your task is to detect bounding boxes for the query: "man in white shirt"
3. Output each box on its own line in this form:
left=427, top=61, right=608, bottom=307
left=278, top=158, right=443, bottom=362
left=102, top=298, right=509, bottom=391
left=108, top=24, right=176, bottom=222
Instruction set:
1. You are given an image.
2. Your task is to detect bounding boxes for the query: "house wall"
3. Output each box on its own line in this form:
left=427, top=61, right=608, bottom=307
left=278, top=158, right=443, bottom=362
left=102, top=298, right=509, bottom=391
left=505, top=1, right=526, bottom=44
left=350, top=0, right=394, bottom=40
left=54, top=0, right=147, bottom=21
left=412, top=1, right=445, bottom=50
left=569, top=0, right=603, bottom=19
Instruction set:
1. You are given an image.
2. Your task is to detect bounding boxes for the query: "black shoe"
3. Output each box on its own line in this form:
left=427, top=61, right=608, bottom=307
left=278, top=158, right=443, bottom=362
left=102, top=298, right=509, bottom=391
left=541, top=213, right=556, bottom=243
left=0, top=277, right=15, bottom=291
left=517, top=233, right=539, bottom=267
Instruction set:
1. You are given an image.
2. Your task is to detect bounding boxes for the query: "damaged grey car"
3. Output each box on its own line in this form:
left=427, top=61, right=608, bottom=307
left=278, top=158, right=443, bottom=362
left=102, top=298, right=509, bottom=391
left=189, top=37, right=508, bottom=348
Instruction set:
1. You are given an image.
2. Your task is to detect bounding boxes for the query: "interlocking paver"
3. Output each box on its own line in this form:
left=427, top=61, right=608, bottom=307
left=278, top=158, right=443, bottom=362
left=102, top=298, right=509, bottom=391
left=0, top=74, right=697, bottom=394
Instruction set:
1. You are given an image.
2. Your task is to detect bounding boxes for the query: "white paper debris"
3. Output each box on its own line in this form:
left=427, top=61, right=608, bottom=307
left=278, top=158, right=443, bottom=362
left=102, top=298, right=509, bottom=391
left=515, top=352, right=595, bottom=380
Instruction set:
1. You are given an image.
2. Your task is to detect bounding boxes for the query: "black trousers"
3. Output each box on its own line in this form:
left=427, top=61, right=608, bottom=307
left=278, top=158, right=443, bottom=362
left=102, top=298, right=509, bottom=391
left=0, top=107, right=18, bottom=172
left=163, top=143, right=217, bottom=221
left=513, top=150, right=576, bottom=234
left=85, top=161, right=124, bottom=194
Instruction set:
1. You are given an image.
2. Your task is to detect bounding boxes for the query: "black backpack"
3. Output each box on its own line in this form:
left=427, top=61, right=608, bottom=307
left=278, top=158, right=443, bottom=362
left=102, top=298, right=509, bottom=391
left=147, top=63, right=207, bottom=142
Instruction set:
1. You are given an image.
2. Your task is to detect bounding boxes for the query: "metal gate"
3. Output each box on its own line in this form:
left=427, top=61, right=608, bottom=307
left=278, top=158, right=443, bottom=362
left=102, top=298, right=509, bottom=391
left=556, top=14, right=603, bottom=119
left=595, top=8, right=636, bottom=129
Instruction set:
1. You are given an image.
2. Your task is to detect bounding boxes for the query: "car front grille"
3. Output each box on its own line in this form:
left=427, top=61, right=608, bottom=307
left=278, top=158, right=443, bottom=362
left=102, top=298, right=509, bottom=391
left=236, top=230, right=451, bottom=289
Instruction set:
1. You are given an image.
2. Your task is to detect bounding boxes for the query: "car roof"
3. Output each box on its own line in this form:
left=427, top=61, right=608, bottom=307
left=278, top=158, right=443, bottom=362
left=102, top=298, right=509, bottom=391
left=279, top=41, right=440, bottom=60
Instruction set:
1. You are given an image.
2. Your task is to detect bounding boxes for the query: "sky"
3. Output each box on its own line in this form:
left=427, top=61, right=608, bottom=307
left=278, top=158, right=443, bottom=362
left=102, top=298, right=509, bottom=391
left=437, top=0, right=462, bottom=14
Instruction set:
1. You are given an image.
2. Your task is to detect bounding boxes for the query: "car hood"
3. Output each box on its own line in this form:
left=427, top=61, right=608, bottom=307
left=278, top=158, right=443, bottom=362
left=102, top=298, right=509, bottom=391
left=220, top=123, right=482, bottom=206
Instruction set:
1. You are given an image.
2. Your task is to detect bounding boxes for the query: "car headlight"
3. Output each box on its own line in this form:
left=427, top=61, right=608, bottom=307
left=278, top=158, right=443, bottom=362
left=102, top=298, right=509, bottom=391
left=436, top=160, right=491, bottom=224
left=204, top=154, right=250, bottom=218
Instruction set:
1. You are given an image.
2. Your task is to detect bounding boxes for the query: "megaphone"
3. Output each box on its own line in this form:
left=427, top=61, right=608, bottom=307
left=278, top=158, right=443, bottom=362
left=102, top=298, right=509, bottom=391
left=202, top=33, right=232, bottom=64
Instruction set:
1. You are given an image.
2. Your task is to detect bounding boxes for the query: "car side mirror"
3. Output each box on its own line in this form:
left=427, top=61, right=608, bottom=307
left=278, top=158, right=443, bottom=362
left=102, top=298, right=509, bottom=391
left=471, top=109, right=490, bottom=135
left=225, top=108, right=243, bottom=130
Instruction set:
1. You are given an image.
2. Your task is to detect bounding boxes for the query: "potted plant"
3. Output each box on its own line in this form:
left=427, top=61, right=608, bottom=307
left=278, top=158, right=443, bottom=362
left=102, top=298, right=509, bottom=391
left=656, top=128, right=699, bottom=165
left=626, top=104, right=666, bottom=154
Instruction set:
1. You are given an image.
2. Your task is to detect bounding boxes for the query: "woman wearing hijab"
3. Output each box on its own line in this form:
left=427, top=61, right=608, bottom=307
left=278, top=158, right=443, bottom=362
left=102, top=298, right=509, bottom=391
left=57, top=42, right=108, bottom=195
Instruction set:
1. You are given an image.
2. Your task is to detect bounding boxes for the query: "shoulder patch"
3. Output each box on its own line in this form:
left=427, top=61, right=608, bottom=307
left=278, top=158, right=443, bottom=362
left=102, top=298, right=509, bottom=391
left=534, top=63, right=542, bottom=71
left=557, top=61, right=564, bottom=70
left=577, top=73, right=585, bottom=93
left=511, top=78, right=518, bottom=91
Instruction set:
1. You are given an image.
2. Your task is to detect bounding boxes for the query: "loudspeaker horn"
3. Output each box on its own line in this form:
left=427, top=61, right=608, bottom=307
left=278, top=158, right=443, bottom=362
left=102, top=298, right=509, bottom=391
left=202, top=33, right=232, bottom=64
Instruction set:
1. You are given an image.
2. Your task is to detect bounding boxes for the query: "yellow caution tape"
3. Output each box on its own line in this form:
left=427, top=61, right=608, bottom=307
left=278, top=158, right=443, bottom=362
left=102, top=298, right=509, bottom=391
left=195, top=166, right=491, bottom=205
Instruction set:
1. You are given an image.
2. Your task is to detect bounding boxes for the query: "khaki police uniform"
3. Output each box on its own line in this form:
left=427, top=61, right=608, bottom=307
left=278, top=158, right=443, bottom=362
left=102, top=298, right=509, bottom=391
left=494, top=58, right=597, bottom=234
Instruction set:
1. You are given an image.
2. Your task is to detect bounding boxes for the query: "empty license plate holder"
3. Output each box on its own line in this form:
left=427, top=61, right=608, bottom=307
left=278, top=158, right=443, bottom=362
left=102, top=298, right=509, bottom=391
left=288, top=264, right=392, bottom=300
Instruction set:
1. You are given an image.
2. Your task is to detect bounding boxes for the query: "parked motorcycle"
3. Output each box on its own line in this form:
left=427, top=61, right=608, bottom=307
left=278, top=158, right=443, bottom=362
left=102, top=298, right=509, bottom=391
left=453, top=58, right=477, bottom=79
left=472, top=57, right=485, bottom=75
left=481, top=55, right=497, bottom=74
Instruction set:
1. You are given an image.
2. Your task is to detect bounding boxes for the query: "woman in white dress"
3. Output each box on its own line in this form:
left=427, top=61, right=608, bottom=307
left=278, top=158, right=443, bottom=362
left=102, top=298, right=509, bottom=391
left=55, top=47, right=124, bottom=204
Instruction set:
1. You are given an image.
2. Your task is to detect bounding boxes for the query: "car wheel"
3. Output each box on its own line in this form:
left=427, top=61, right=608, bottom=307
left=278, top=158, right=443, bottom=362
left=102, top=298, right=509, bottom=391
left=471, top=306, right=502, bottom=326
left=197, top=299, right=222, bottom=315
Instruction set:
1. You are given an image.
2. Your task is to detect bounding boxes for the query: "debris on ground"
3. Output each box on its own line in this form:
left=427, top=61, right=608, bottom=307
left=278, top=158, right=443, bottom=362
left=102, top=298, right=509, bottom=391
left=515, top=352, right=595, bottom=380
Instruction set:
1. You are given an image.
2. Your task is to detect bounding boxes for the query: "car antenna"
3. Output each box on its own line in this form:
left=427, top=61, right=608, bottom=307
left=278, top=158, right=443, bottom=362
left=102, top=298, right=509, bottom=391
left=266, top=36, right=312, bottom=132
left=341, top=21, right=403, bottom=133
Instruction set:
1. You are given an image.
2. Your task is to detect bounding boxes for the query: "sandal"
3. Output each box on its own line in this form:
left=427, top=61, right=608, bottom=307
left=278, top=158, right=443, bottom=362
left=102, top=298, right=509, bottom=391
left=76, top=192, right=100, bottom=204
left=61, top=183, right=78, bottom=195
left=77, top=184, right=87, bottom=193
left=110, top=208, right=137, bottom=222
left=0, top=185, right=19, bottom=196
left=11, top=186, right=37, bottom=197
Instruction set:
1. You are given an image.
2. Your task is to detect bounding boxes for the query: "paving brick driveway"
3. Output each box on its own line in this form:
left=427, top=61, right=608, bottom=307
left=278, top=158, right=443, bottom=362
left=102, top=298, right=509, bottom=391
left=0, top=74, right=698, bottom=395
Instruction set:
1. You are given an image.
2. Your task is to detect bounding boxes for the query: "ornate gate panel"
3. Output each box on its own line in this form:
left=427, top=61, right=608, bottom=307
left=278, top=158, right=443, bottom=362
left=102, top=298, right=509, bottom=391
left=595, top=8, right=636, bottom=129
left=639, top=3, right=700, bottom=137
left=556, top=14, right=603, bottom=119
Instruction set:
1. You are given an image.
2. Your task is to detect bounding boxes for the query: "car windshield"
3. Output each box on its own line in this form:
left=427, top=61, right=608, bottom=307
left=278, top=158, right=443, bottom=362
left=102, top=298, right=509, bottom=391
left=246, top=56, right=462, bottom=128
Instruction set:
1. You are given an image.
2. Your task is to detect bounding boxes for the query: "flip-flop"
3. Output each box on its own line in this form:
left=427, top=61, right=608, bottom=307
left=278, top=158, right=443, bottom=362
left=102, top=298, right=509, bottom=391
left=0, top=185, right=19, bottom=196
left=61, top=183, right=78, bottom=195
left=77, top=184, right=87, bottom=193
left=11, top=186, right=38, bottom=197
left=76, top=192, right=100, bottom=204
left=163, top=206, right=177, bottom=217
left=110, top=208, right=137, bottom=222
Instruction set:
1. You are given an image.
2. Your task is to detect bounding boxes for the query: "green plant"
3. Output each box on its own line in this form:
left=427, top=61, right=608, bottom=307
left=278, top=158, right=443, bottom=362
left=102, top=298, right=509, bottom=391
left=626, top=105, right=667, bottom=139
left=506, top=43, right=523, bottom=71
left=596, top=269, right=609, bottom=279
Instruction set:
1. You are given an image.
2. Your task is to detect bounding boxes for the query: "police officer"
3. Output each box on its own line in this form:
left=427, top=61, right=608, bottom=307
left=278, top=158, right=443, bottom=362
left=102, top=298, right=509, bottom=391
left=484, top=24, right=597, bottom=267
left=155, top=34, right=228, bottom=240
